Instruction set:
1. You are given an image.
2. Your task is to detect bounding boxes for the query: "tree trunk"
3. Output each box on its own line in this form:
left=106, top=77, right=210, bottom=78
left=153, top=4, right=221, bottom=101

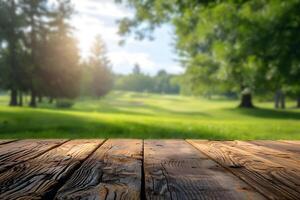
left=9, top=89, right=18, bottom=106
left=274, top=90, right=280, bottom=109
left=29, top=91, right=37, bottom=107
left=38, top=95, right=43, bottom=103
left=18, top=92, right=23, bottom=106
left=8, top=1, right=19, bottom=107
left=49, top=97, right=54, bottom=104
left=281, top=93, right=285, bottom=109
left=239, top=93, right=254, bottom=108
left=297, top=96, right=300, bottom=108
left=275, top=89, right=285, bottom=109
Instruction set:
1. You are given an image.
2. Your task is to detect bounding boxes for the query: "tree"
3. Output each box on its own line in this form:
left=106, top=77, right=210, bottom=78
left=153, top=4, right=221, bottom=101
left=116, top=0, right=257, bottom=107
left=88, top=35, right=113, bottom=97
left=240, top=0, right=300, bottom=109
left=1, top=0, right=101, bottom=107
left=21, top=0, right=49, bottom=107
left=153, top=70, right=179, bottom=94
left=0, top=0, right=25, bottom=106
left=132, top=63, right=141, bottom=75
left=43, top=0, right=81, bottom=100
left=117, top=0, right=300, bottom=108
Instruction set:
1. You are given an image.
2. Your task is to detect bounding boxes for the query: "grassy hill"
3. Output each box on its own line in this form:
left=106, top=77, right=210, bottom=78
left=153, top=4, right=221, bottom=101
left=0, top=91, right=299, bottom=139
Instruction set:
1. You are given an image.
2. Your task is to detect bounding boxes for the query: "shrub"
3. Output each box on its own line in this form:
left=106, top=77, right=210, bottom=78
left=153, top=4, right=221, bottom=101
left=56, top=99, right=75, bottom=108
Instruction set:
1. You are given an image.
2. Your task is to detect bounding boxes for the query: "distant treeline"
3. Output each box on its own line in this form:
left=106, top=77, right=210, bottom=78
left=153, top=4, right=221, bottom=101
left=114, top=65, right=180, bottom=94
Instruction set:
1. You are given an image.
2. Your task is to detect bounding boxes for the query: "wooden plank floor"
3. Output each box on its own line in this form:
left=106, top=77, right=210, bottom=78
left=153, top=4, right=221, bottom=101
left=0, top=140, right=299, bottom=199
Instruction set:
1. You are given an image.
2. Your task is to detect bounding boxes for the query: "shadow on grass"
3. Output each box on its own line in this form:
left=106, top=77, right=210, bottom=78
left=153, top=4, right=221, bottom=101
left=1, top=104, right=299, bottom=140
left=0, top=109, right=220, bottom=139
left=41, top=99, right=210, bottom=117
left=226, top=107, right=300, bottom=120
left=141, top=104, right=211, bottom=117
left=0, top=122, right=232, bottom=140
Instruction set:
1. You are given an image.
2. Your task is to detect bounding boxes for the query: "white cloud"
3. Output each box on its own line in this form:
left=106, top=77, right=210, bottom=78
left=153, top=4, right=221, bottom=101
left=67, top=0, right=182, bottom=75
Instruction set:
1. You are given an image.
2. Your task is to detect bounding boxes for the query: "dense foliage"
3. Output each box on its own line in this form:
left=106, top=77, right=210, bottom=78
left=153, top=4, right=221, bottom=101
left=117, top=0, right=300, bottom=108
left=0, top=0, right=113, bottom=107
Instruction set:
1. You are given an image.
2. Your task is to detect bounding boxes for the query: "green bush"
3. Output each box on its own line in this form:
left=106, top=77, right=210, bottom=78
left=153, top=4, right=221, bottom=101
left=56, top=99, right=75, bottom=108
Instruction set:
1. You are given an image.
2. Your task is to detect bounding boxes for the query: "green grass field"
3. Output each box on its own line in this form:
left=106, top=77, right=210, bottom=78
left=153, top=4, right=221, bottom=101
left=0, top=91, right=299, bottom=139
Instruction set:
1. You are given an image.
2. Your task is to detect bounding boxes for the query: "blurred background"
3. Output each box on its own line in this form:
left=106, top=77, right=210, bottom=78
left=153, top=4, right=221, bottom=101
left=0, top=0, right=299, bottom=139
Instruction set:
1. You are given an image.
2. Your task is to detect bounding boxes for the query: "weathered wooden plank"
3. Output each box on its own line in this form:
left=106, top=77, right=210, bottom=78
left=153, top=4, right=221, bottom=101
left=144, top=140, right=265, bottom=200
left=0, top=139, right=67, bottom=172
left=55, top=139, right=143, bottom=200
left=248, top=141, right=300, bottom=160
left=224, top=141, right=300, bottom=170
left=280, top=140, right=300, bottom=145
left=0, top=140, right=16, bottom=145
left=0, top=139, right=103, bottom=200
left=188, top=140, right=300, bottom=200
left=250, top=141, right=300, bottom=154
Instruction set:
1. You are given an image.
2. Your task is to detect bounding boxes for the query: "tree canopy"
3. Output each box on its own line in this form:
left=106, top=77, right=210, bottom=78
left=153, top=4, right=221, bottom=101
left=117, top=0, right=300, bottom=108
left=0, top=0, right=114, bottom=107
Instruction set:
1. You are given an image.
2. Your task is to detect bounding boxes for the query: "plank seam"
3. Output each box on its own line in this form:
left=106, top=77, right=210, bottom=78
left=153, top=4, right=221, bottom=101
left=185, top=140, right=272, bottom=200
left=0, top=139, right=70, bottom=174
left=42, top=139, right=107, bottom=200
left=0, top=139, right=19, bottom=146
left=141, top=139, right=146, bottom=200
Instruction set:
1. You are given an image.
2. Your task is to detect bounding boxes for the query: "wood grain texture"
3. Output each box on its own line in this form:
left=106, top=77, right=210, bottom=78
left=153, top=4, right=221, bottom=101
left=55, top=139, right=143, bottom=200
left=0, top=139, right=103, bottom=200
left=0, top=139, right=67, bottom=172
left=236, top=141, right=300, bottom=166
left=280, top=140, right=300, bottom=145
left=188, top=140, right=300, bottom=200
left=0, top=140, right=16, bottom=145
left=249, top=141, right=300, bottom=156
left=144, top=140, right=264, bottom=200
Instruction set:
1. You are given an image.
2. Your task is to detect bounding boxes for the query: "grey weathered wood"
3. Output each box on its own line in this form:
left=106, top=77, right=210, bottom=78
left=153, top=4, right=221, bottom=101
left=0, top=139, right=103, bottom=200
left=188, top=140, right=300, bottom=200
left=55, top=139, right=143, bottom=200
left=0, top=139, right=67, bottom=172
left=144, top=140, right=265, bottom=200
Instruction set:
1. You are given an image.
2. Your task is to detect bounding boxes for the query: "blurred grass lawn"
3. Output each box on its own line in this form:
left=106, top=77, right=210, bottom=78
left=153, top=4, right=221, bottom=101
left=0, top=91, right=299, bottom=139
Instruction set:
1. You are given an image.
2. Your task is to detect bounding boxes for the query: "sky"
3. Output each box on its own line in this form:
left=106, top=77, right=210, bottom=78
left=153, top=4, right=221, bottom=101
left=69, top=0, right=183, bottom=75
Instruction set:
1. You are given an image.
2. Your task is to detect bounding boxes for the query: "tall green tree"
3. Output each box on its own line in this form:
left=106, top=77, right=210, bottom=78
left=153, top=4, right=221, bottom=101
left=21, top=0, right=49, bottom=107
left=132, top=63, right=141, bottom=75
left=43, top=0, right=81, bottom=100
left=88, top=35, right=113, bottom=97
left=0, top=0, right=25, bottom=106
